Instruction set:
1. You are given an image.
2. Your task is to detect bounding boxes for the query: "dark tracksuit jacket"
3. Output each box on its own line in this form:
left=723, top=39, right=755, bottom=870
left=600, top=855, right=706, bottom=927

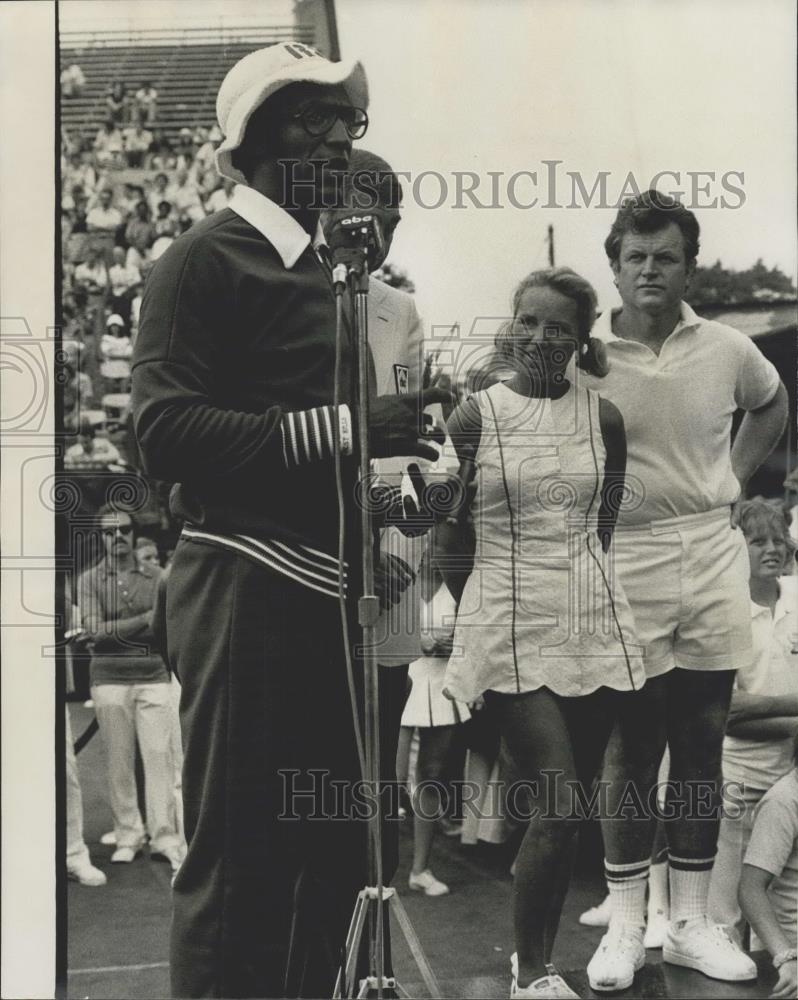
left=132, top=203, right=369, bottom=999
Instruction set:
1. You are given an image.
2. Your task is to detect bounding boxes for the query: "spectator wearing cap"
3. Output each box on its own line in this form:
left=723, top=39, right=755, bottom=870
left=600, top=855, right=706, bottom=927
left=132, top=40, right=449, bottom=999
left=101, top=314, right=133, bottom=361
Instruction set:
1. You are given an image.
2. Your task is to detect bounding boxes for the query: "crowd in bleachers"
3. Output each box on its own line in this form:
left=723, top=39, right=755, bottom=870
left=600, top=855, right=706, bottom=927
left=60, top=77, right=237, bottom=552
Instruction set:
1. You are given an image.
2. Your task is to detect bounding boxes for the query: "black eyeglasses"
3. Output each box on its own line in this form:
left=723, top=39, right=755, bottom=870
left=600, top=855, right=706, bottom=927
left=101, top=524, right=133, bottom=537
left=290, top=103, right=369, bottom=140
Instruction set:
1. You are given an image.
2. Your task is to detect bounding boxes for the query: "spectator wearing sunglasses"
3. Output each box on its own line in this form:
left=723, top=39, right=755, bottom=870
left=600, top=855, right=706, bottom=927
left=77, top=504, right=185, bottom=875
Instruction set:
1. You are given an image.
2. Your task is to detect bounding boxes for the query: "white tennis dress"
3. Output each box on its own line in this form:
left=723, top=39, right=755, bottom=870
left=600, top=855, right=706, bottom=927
left=443, top=381, right=645, bottom=703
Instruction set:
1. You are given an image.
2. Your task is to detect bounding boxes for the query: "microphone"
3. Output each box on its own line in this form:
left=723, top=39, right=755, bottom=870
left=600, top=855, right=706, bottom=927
left=328, top=212, right=385, bottom=280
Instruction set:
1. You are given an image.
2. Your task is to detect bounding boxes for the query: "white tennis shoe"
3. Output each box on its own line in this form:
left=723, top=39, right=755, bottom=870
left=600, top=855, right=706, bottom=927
left=587, top=921, right=645, bottom=992
left=510, top=955, right=580, bottom=999
left=663, top=917, right=757, bottom=981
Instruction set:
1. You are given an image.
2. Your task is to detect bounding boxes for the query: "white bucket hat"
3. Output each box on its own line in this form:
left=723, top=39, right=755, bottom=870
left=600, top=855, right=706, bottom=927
left=215, top=42, right=368, bottom=185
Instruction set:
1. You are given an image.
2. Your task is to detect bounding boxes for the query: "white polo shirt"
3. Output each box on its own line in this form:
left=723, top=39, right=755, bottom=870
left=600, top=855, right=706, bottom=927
left=582, top=302, right=780, bottom=527
left=723, top=581, right=798, bottom=790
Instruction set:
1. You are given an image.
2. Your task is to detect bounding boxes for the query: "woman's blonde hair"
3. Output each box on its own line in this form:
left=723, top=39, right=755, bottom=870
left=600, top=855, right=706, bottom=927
left=738, top=497, right=797, bottom=573
left=493, top=266, right=608, bottom=377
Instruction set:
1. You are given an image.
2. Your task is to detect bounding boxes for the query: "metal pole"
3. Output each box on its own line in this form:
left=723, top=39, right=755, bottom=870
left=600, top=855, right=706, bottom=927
left=353, top=270, right=385, bottom=998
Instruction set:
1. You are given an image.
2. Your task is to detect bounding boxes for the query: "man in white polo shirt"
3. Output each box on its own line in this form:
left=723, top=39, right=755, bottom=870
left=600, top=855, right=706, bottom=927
left=583, top=190, right=788, bottom=993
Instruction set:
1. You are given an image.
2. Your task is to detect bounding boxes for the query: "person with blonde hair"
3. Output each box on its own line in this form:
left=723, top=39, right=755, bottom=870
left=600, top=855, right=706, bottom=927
left=440, top=266, right=645, bottom=999
left=708, top=498, right=798, bottom=940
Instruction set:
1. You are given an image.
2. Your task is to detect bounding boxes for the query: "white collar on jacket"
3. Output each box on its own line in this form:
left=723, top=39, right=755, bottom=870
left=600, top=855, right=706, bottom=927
left=228, top=184, right=326, bottom=270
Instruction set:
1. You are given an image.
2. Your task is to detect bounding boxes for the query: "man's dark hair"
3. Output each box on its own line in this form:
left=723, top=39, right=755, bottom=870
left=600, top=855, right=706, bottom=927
left=347, top=149, right=402, bottom=211
left=94, top=502, right=135, bottom=532
left=604, top=189, right=700, bottom=265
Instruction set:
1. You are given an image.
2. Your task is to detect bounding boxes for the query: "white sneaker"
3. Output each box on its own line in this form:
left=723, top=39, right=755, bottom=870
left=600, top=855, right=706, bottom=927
left=67, top=860, right=107, bottom=887
left=408, top=869, right=449, bottom=896
left=99, top=831, right=117, bottom=846
left=587, top=921, right=645, bottom=992
left=579, top=894, right=611, bottom=927
left=510, top=956, right=580, bottom=999
left=110, top=846, right=139, bottom=863
left=643, top=908, right=668, bottom=949
left=663, top=916, right=757, bottom=981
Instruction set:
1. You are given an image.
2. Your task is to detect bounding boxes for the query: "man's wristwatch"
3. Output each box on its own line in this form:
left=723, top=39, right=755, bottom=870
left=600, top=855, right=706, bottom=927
left=773, top=948, right=797, bottom=969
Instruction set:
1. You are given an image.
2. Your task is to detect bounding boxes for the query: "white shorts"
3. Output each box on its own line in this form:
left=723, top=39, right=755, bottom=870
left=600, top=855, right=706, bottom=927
left=611, top=508, right=752, bottom=678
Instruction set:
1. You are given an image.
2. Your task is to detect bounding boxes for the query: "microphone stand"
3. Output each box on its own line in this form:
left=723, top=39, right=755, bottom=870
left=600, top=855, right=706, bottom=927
left=332, top=246, right=440, bottom=1000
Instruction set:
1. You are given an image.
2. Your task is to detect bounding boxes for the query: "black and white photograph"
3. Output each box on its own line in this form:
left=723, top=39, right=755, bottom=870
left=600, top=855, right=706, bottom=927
left=1, top=1, right=796, bottom=998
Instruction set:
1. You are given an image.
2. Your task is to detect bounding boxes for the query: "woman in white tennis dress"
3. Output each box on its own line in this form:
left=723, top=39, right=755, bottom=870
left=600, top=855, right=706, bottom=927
left=440, top=268, right=645, bottom=1000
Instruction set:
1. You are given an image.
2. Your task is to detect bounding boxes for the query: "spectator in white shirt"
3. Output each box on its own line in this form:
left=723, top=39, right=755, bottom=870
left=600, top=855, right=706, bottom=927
left=65, top=421, right=123, bottom=470
left=108, top=247, right=141, bottom=325
left=65, top=152, right=96, bottom=199
left=123, top=125, right=153, bottom=169
left=708, top=498, right=798, bottom=942
left=195, top=128, right=217, bottom=172
left=147, top=173, right=175, bottom=220
left=101, top=314, right=133, bottom=361
left=172, top=168, right=205, bottom=225
left=60, top=63, right=86, bottom=98
left=87, top=189, right=122, bottom=234
left=94, top=120, right=124, bottom=168
left=73, top=246, right=108, bottom=297
left=205, top=177, right=236, bottom=214
left=134, top=81, right=158, bottom=126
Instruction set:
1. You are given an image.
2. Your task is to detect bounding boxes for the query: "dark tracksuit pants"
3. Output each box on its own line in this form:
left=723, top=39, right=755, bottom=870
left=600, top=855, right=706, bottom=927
left=167, top=538, right=369, bottom=999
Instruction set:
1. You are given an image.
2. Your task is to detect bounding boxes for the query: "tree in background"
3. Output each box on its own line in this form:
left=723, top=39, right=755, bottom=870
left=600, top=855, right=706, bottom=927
left=687, top=259, right=796, bottom=307
left=373, top=261, right=415, bottom=294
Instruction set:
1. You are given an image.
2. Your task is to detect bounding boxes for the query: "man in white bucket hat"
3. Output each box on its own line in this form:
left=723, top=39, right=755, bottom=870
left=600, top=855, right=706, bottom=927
left=132, top=42, right=450, bottom=998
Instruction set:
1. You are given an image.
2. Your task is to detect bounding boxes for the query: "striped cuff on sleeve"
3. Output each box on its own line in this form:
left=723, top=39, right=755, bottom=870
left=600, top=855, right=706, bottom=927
left=281, top=404, right=353, bottom=468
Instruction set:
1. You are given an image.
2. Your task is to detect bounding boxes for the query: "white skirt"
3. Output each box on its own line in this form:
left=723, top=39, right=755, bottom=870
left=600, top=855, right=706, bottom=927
left=401, top=655, right=471, bottom=728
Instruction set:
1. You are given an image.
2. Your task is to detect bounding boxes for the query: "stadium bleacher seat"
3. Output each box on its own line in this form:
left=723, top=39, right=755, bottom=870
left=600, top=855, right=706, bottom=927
left=61, top=33, right=315, bottom=146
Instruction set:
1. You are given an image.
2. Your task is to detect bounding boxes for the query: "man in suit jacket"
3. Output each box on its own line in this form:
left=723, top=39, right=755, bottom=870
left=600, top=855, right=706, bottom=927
left=323, top=149, right=428, bottom=874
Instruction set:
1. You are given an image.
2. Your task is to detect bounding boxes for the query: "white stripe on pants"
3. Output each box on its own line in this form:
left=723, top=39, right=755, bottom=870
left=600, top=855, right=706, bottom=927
left=66, top=706, right=91, bottom=868
left=91, top=682, right=182, bottom=854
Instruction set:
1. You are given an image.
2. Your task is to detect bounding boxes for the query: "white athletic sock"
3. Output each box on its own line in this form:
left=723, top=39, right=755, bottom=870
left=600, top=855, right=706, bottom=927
left=647, top=860, right=669, bottom=919
left=668, top=852, right=714, bottom=924
left=605, top=859, right=649, bottom=927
